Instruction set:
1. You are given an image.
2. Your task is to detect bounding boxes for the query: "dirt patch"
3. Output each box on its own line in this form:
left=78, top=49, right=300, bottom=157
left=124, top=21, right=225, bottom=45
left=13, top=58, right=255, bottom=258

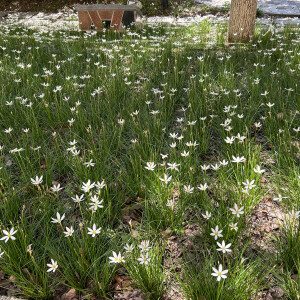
left=247, top=197, right=285, bottom=253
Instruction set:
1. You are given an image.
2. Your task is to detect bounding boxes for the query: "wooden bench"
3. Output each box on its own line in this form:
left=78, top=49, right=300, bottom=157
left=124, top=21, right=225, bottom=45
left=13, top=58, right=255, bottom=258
left=75, top=4, right=143, bottom=31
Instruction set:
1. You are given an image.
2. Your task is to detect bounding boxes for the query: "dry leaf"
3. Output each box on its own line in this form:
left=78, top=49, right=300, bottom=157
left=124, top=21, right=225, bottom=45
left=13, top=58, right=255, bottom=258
left=63, top=288, right=77, bottom=300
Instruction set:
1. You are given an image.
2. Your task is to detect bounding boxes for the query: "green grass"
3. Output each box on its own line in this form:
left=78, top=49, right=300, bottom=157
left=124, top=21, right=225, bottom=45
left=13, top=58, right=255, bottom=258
left=0, top=20, right=299, bottom=299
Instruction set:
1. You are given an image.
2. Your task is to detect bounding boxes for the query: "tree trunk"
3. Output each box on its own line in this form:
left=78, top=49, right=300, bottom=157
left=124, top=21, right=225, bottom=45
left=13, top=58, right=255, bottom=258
left=228, top=0, right=258, bottom=43
left=161, top=0, right=169, bottom=11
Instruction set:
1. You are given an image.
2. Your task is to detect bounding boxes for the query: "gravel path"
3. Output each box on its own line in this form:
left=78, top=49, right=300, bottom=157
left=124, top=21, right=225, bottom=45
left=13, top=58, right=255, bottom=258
left=0, top=0, right=299, bottom=32
left=0, top=11, right=299, bottom=31
left=195, top=0, right=300, bottom=16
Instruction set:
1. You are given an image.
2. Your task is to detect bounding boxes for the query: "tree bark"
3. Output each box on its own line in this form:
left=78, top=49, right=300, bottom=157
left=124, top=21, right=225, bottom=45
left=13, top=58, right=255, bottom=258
left=228, top=0, right=258, bottom=43
left=161, top=0, right=169, bottom=11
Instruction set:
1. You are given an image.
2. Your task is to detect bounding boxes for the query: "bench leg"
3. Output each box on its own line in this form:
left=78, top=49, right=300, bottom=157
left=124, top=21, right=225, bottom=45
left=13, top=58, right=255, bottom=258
left=78, top=11, right=92, bottom=30
left=111, top=10, right=124, bottom=30
left=88, top=11, right=103, bottom=31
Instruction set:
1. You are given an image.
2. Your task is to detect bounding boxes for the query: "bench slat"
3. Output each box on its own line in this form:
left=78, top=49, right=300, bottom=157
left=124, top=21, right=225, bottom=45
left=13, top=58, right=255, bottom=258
left=75, top=4, right=142, bottom=17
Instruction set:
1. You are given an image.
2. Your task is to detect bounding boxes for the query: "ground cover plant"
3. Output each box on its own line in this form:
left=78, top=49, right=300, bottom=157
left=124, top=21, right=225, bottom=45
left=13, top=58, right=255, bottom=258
left=0, top=19, right=299, bottom=299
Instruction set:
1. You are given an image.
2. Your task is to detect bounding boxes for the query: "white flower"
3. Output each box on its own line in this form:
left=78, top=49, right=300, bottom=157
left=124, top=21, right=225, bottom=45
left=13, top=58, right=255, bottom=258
left=229, top=222, right=238, bottom=231
left=138, top=253, right=150, bottom=265
left=71, top=194, right=85, bottom=203
left=219, top=160, right=229, bottom=166
left=254, top=122, right=262, bottom=128
left=181, top=150, right=189, bottom=157
left=167, top=162, right=180, bottom=171
left=186, top=141, right=198, bottom=147
left=64, top=226, right=74, bottom=237
left=69, top=139, right=77, bottom=146
left=202, top=211, right=211, bottom=220
left=184, top=185, right=194, bottom=194
left=124, top=244, right=134, bottom=253
left=31, top=175, right=43, bottom=185
left=289, top=210, right=300, bottom=219
left=232, top=156, right=246, bottom=163
left=81, top=180, right=95, bottom=193
left=68, top=118, right=75, bottom=126
left=138, top=240, right=151, bottom=252
left=261, top=91, right=269, bottom=96
left=224, top=136, right=235, bottom=144
left=89, top=199, right=104, bottom=211
left=159, top=174, right=172, bottom=184
left=150, top=110, right=159, bottom=115
left=90, top=195, right=99, bottom=202
left=229, top=204, right=244, bottom=218
left=50, top=183, right=63, bottom=192
left=109, top=251, right=125, bottom=264
left=211, top=264, right=228, bottom=281
left=160, top=154, right=168, bottom=160
left=47, top=259, right=58, bottom=273
left=211, top=164, right=220, bottom=171
left=0, top=248, right=4, bottom=258
left=242, top=179, right=256, bottom=190
left=0, top=227, right=18, bottom=243
left=273, top=194, right=289, bottom=202
left=253, top=165, right=265, bottom=174
left=96, top=180, right=106, bottom=189
left=3, top=127, right=13, bottom=134
left=51, top=212, right=65, bottom=224
left=83, top=160, right=95, bottom=167
left=266, top=102, right=275, bottom=108
left=145, top=162, right=156, bottom=171
left=210, top=226, right=223, bottom=240
left=87, top=224, right=101, bottom=237
left=236, top=133, right=246, bottom=143
left=216, top=240, right=232, bottom=253
left=166, top=199, right=175, bottom=208
left=198, top=183, right=208, bottom=191
left=201, top=164, right=210, bottom=171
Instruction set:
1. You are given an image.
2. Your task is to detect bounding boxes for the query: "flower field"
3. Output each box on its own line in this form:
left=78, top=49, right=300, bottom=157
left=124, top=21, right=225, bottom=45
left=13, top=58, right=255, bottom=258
left=0, top=21, right=299, bottom=299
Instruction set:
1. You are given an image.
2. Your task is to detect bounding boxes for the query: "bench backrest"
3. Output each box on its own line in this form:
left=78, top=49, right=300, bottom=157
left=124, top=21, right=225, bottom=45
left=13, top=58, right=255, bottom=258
left=75, top=4, right=143, bottom=17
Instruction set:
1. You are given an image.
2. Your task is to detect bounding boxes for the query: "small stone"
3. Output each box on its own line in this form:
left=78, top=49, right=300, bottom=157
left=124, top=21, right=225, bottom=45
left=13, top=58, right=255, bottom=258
left=265, top=292, right=273, bottom=300
left=291, top=274, right=298, bottom=281
left=63, top=288, right=77, bottom=300
left=6, top=160, right=13, bottom=166
left=271, top=286, right=284, bottom=298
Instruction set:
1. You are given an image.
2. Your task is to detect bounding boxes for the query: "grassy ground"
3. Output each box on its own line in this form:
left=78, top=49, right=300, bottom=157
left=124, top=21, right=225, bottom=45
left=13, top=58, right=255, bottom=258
left=0, top=20, right=299, bottom=300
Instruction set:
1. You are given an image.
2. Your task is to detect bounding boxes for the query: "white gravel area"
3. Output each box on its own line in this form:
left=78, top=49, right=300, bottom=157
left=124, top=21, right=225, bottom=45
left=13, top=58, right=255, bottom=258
left=195, top=0, right=300, bottom=16
left=0, top=11, right=299, bottom=31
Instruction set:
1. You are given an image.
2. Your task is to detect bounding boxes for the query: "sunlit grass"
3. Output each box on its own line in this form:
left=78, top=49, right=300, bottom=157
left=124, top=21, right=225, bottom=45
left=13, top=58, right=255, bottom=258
left=0, top=21, right=299, bottom=299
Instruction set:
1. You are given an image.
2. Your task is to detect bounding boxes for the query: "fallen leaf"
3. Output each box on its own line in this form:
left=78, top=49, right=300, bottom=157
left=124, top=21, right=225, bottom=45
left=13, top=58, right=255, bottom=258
left=63, top=288, right=77, bottom=300
left=161, top=228, right=173, bottom=238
